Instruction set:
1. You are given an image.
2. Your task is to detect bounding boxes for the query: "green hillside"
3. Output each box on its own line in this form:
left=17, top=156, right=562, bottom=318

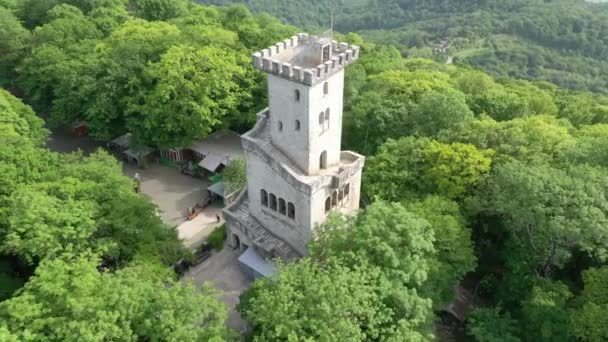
left=200, top=0, right=608, bottom=94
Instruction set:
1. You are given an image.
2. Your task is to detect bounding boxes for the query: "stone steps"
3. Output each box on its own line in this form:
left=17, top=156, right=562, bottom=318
left=255, top=119, right=305, bottom=175
left=229, top=196, right=300, bottom=260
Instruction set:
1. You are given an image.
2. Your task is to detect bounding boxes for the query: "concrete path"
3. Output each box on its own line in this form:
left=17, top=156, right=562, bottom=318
left=178, top=205, right=225, bottom=249
left=183, top=247, right=252, bottom=334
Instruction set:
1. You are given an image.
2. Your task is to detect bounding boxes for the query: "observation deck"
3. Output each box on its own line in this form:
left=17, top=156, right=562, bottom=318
left=252, top=33, right=360, bottom=86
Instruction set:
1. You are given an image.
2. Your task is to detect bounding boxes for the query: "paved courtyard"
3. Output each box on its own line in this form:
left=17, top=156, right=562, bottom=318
left=123, top=162, right=207, bottom=227
left=183, top=246, right=252, bottom=333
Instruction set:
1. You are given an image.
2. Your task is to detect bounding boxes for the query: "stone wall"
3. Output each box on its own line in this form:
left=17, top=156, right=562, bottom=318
left=268, top=69, right=345, bottom=175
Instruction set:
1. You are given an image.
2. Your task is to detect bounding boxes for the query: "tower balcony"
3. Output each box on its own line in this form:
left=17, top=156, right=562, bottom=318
left=330, top=151, right=365, bottom=190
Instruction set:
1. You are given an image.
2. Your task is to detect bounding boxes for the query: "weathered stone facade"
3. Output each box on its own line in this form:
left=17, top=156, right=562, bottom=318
left=224, top=33, right=364, bottom=261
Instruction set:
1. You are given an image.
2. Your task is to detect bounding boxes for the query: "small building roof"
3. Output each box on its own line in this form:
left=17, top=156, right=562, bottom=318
left=238, top=247, right=277, bottom=278
left=110, top=133, right=132, bottom=148
left=207, top=181, right=225, bottom=198
left=198, top=154, right=224, bottom=172
left=189, top=131, right=243, bottom=171
left=189, top=131, right=242, bottom=158
left=444, top=286, right=475, bottom=322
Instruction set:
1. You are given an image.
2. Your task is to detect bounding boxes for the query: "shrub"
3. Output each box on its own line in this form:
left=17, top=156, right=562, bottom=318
left=207, top=224, right=226, bottom=251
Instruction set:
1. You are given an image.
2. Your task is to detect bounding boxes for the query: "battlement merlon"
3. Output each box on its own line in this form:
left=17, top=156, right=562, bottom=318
left=251, top=33, right=360, bottom=86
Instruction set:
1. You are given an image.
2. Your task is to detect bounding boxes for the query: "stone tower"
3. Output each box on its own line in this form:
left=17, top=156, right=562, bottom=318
left=224, top=33, right=364, bottom=262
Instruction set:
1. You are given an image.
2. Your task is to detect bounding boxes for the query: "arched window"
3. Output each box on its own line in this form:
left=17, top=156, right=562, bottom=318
left=288, top=202, right=295, bottom=219
left=278, top=120, right=283, bottom=132
left=323, top=82, right=329, bottom=95
left=332, top=191, right=338, bottom=207
left=325, top=197, right=331, bottom=213
left=278, top=198, right=286, bottom=215
left=269, top=194, right=277, bottom=211
left=295, top=89, right=300, bottom=102
left=320, top=151, right=327, bottom=170
left=261, top=189, right=268, bottom=207
left=344, top=183, right=350, bottom=199
left=319, top=112, right=324, bottom=126
left=324, top=108, right=330, bottom=129
left=295, top=120, right=301, bottom=131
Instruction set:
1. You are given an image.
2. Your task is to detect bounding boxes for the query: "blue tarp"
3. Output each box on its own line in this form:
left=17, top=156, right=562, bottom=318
left=238, top=247, right=277, bottom=279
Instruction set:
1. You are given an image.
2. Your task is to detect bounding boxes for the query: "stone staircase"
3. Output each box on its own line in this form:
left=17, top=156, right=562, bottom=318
left=253, top=117, right=306, bottom=176
left=227, top=194, right=301, bottom=260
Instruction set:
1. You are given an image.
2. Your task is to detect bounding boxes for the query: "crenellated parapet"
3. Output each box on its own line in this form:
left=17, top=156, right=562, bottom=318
left=252, top=33, right=361, bottom=86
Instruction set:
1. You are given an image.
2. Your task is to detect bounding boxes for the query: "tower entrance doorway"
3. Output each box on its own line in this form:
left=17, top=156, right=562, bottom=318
left=232, top=234, right=241, bottom=250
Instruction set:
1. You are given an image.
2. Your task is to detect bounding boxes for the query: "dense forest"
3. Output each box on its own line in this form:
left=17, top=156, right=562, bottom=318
left=201, top=0, right=608, bottom=94
left=2, top=0, right=608, bottom=340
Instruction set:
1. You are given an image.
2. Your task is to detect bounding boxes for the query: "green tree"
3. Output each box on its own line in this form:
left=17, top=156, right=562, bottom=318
left=412, top=89, right=474, bottom=136
left=520, top=280, right=574, bottom=342
left=221, top=158, right=246, bottom=194
left=404, top=196, right=477, bottom=307
left=0, top=89, right=48, bottom=145
left=1, top=149, right=185, bottom=267
left=439, top=115, right=575, bottom=163
left=241, top=257, right=433, bottom=341
left=0, top=255, right=230, bottom=341
left=0, top=7, right=30, bottom=88
left=467, top=306, right=521, bottom=342
left=343, top=68, right=453, bottom=154
left=312, top=201, right=435, bottom=287
left=570, top=266, right=608, bottom=342
left=471, top=160, right=608, bottom=276
left=364, top=137, right=493, bottom=201
left=127, top=45, right=246, bottom=147
left=563, top=124, right=608, bottom=167
left=128, top=0, right=188, bottom=21
left=87, top=19, right=181, bottom=140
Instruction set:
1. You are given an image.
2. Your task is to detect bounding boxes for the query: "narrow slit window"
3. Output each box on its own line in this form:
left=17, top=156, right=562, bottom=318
left=295, top=89, right=300, bottom=102
left=323, top=82, right=329, bottom=95
left=325, top=197, right=331, bottom=213
left=295, top=120, right=301, bottom=131
left=278, top=120, right=283, bottom=131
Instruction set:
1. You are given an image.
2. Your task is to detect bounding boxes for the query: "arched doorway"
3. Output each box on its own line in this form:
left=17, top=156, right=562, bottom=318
left=232, top=234, right=241, bottom=251
left=320, top=151, right=327, bottom=170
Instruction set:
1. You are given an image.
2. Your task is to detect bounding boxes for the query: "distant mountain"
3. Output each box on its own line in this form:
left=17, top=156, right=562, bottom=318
left=199, top=0, right=608, bottom=94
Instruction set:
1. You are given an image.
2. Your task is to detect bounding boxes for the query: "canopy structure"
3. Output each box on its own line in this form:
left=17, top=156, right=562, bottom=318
left=189, top=131, right=243, bottom=171
left=238, top=247, right=277, bottom=279
left=198, top=154, right=224, bottom=172
left=124, top=146, right=154, bottom=159
left=110, top=133, right=132, bottom=149
left=207, top=181, right=225, bottom=199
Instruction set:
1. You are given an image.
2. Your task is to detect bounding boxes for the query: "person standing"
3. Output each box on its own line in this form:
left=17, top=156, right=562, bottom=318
left=133, top=172, right=141, bottom=193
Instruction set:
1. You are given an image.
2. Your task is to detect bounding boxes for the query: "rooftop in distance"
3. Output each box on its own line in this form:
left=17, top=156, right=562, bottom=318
left=252, top=33, right=360, bottom=86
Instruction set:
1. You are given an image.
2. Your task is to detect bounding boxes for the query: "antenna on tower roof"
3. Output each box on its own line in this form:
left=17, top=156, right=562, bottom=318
left=330, top=11, right=334, bottom=40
